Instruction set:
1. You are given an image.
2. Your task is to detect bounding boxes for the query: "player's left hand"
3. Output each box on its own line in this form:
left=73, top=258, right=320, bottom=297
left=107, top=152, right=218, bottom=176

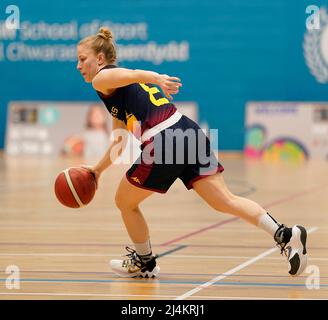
left=157, top=74, right=182, bottom=100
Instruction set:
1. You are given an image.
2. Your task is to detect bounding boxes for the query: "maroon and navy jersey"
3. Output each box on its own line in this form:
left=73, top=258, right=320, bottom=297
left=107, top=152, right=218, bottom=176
left=96, top=65, right=177, bottom=139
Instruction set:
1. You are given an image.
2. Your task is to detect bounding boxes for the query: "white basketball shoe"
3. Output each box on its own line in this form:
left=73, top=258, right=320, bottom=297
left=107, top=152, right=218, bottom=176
left=110, top=246, right=160, bottom=278
left=274, top=224, right=308, bottom=276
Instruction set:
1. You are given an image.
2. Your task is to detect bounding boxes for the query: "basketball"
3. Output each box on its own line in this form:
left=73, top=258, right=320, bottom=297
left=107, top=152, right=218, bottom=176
left=54, top=167, right=96, bottom=208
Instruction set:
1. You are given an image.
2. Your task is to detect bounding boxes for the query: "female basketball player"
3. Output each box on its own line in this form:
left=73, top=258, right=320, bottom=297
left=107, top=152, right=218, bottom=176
left=76, top=27, right=308, bottom=278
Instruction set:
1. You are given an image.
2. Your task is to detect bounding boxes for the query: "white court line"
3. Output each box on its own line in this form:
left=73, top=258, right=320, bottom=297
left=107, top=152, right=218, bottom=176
left=175, top=227, right=318, bottom=300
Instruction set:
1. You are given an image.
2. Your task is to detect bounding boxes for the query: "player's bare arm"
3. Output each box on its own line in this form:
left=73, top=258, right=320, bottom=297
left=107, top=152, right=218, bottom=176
left=92, top=68, right=182, bottom=100
left=85, top=117, right=128, bottom=186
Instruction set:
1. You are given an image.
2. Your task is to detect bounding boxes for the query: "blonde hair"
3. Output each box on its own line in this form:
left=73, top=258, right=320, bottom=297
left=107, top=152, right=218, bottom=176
left=79, top=27, right=116, bottom=63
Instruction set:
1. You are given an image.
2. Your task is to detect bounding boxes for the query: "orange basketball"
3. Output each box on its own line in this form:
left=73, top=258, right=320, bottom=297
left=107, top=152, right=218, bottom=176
left=54, top=167, right=96, bottom=208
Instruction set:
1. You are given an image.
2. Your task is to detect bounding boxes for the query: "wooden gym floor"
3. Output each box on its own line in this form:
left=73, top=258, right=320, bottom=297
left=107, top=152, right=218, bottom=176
left=0, top=152, right=327, bottom=300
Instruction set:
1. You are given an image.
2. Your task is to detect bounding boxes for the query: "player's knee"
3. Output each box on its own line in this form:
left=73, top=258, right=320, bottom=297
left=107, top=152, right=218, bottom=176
left=115, top=193, right=137, bottom=211
left=115, top=193, right=125, bottom=210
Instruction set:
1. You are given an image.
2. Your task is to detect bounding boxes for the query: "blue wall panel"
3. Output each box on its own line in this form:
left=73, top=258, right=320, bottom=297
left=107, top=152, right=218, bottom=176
left=1, top=0, right=328, bottom=150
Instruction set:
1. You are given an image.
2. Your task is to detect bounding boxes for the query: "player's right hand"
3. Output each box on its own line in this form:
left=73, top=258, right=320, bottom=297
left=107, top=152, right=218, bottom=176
left=80, top=165, right=100, bottom=189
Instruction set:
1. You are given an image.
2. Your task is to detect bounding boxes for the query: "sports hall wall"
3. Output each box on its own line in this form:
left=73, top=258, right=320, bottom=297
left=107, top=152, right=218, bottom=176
left=1, top=0, right=328, bottom=151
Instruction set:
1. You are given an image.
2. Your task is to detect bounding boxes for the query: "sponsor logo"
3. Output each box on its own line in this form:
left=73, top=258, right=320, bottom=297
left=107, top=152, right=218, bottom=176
left=131, top=176, right=141, bottom=184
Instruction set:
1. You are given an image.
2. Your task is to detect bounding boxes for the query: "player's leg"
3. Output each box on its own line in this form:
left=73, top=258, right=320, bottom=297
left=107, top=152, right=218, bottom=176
left=110, top=175, right=159, bottom=278
left=192, top=173, right=307, bottom=276
left=193, top=173, right=267, bottom=225
left=115, top=175, right=153, bottom=243
left=110, top=128, right=183, bottom=278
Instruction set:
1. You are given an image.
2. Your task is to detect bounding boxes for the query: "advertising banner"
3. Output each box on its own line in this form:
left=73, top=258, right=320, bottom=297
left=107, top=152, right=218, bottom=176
left=5, top=101, right=198, bottom=160
left=245, top=102, right=328, bottom=161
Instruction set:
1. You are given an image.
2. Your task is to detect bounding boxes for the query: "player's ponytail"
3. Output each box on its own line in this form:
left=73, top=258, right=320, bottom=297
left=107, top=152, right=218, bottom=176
left=79, top=26, right=116, bottom=63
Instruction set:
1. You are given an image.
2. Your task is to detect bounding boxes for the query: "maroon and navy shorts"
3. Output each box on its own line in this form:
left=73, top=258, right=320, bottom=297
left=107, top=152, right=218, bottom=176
left=126, top=115, right=224, bottom=193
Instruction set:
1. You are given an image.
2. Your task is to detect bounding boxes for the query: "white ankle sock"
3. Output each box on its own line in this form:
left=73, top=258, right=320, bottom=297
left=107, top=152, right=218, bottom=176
left=134, top=239, right=152, bottom=257
left=257, top=212, right=280, bottom=237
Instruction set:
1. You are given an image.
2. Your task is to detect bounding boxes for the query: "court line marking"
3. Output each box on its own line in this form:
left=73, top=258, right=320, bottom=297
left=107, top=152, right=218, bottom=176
left=1, top=181, right=327, bottom=250
left=0, top=253, right=327, bottom=262
left=0, top=245, right=187, bottom=258
left=0, top=242, right=327, bottom=250
left=158, top=255, right=328, bottom=261
left=161, top=181, right=328, bottom=246
left=5, top=270, right=325, bottom=279
left=1, top=177, right=326, bottom=299
left=175, top=227, right=318, bottom=300
left=160, top=217, right=239, bottom=246
left=0, top=278, right=326, bottom=288
left=0, top=292, right=324, bottom=299
left=157, top=245, right=187, bottom=258
left=262, top=182, right=328, bottom=209
left=0, top=292, right=175, bottom=298
left=0, top=253, right=120, bottom=257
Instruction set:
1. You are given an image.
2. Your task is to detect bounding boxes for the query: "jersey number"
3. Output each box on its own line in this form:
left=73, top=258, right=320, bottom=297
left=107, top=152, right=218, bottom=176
left=139, top=83, right=169, bottom=107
